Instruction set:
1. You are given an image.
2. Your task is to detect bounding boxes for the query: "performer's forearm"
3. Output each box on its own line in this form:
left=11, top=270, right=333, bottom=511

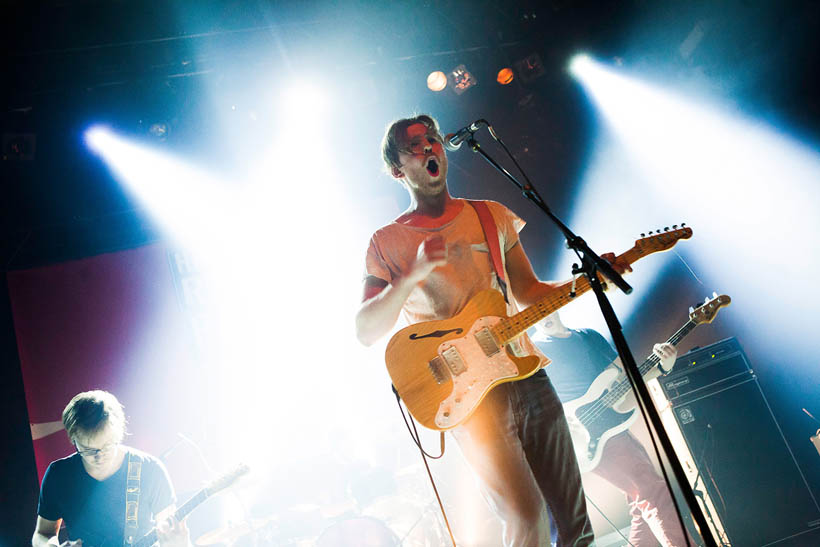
left=512, top=279, right=561, bottom=309
left=356, top=275, right=418, bottom=346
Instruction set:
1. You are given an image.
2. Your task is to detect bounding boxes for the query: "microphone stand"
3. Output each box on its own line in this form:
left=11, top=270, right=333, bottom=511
left=462, top=133, right=717, bottom=547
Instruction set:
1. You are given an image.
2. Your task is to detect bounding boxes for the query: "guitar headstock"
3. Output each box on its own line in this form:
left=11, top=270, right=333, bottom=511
left=634, top=224, right=692, bottom=255
left=205, top=463, right=250, bottom=496
left=689, top=293, right=731, bottom=325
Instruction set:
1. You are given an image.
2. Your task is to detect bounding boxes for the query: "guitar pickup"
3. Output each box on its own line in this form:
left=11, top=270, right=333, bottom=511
left=474, top=327, right=500, bottom=357
left=428, top=356, right=449, bottom=385
left=442, top=346, right=467, bottom=376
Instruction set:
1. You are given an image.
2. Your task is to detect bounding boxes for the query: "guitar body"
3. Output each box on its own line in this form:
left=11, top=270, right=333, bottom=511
left=384, top=228, right=695, bottom=431
left=386, top=289, right=542, bottom=431
left=564, top=367, right=637, bottom=473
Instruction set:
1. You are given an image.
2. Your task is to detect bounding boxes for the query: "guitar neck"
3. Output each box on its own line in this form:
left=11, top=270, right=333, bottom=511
left=175, top=489, right=209, bottom=522
left=607, top=318, right=698, bottom=403
left=133, top=489, right=209, bottom=547
left=492, top=246, right=646, bottom=344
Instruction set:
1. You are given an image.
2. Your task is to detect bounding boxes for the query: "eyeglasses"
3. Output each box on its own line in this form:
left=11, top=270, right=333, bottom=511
left=74, top=440, right=118, bottom=457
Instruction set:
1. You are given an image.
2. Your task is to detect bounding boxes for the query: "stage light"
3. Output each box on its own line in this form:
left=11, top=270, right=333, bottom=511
left=427, top=70, right=447, bottom=92
left=148, top=122, right=169, bottom=141
left=2, top=133, right=36, bottom=161
left=448, top=64, right=477, bottom=95
left=514, top=53, right=545, bottom=83
left=83, top=124, right=229, bottom=248
left=280, top=82, right=329, bottom=125
left=568, top=53, right=593, bottom=77
left=496, top=67, right=514, bottom=85
left=84, top=126, right=113, bottom=152
left=567, top=54, right=820, bottom=346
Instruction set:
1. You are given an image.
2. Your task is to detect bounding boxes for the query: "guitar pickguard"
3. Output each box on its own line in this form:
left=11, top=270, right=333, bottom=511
left=433, top=316, right=518, bottom=428
left=565, top=367, right=638, bottom=473
left=575, top=396, right=636, bottom=466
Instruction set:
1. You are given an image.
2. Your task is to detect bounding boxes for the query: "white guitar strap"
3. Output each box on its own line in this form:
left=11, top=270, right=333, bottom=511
left=124, top=451, right=141, bottom=546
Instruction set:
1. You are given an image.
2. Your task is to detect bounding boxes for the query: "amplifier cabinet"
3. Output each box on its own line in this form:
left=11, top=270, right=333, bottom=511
left=660, top=338, right=820, bottom=546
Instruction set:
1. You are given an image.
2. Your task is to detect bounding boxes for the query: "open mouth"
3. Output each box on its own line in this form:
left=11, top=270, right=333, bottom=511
left=426, top=157, right=439, bottom=176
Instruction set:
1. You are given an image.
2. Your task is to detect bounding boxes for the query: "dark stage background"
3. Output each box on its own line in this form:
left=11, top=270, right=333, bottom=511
left=3, top=1, right=820, bottom=545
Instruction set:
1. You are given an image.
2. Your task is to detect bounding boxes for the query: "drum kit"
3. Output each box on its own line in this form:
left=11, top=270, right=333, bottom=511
left=194, top=465, right=446, bottom=546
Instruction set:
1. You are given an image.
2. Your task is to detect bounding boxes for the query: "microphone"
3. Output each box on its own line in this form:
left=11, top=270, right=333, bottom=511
left=444, top=119, right=487, bottom=151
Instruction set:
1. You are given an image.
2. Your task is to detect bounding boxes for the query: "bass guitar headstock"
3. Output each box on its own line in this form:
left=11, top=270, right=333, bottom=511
left=689, top=292, right=731, bottom=325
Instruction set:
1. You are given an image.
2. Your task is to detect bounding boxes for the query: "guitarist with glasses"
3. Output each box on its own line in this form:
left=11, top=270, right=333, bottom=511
left=32, top=390, right=190, bottom=547
left=532, top=312, right=694, bottom=547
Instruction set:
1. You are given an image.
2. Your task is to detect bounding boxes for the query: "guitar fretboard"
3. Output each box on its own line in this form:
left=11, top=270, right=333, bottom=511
left=491, top=246, right=647, bottom=345
left=133, top=488, right=210, bottom=547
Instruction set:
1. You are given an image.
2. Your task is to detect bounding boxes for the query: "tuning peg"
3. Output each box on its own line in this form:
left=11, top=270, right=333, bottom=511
left=648, top=230, right=654, bottom=235
left=664, top=226, right=669, bottom=231
left=712, top=291, right=717, bottom=298
left=640, top=233, right=646, bottom=237
left=688, top=306, right=694, bottom=314
left=681, top=222, right=686, bottom=227
left=672, top=224, right=678, bottom=229
left=656, top=228, right=661, bottom=233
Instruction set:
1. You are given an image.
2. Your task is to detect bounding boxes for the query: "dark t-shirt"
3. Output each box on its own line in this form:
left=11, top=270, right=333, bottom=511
left=38, top=447, right=175, bottom=546
left=533, top=329, right=617, bottom=403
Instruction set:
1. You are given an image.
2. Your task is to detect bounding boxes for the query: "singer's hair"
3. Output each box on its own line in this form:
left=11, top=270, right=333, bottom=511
left=62, top=390, right=127, bottom=443
left=381, top=114, right=442, bottom=171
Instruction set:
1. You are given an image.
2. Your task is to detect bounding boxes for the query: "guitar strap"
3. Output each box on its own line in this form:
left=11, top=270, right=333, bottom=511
left=124, top=451, right=141, bottom=546
left=467, top=200, right=509, bottom=303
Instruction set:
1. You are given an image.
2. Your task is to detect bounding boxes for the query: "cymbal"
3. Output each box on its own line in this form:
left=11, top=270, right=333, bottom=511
left=195, top=517, right=275, bottom=546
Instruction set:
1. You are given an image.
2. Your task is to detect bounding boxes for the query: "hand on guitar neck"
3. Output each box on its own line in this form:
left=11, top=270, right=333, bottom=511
left=154, top=507, right=189, bottom=547
left=611, top=342, right=677, bottom=411
left=599, top=252, right=633, bottom=278
left=560, top=293, right=730, bottom=473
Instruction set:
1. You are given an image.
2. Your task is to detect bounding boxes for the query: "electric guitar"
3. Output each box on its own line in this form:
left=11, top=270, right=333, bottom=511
left=385, top=226, right=693, bottom=431
left=126, top=463, right=249, bottom=546
left=565, top=294, right=731, bottom=473
left=78, top=463, right=249, bottom=547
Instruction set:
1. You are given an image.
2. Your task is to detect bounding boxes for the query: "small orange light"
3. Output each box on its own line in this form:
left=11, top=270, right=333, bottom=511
left=427, top=71, right=447, bottom=92
left=496, top=67, right=514, bottom=85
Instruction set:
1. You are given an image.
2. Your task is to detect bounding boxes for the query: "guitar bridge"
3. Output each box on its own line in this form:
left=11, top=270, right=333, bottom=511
left=474, top=327, right=500, bottom=357
left=428, top=356, right=449, bottom=384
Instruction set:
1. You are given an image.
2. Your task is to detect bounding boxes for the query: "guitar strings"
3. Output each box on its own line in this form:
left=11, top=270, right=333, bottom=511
left=573, top=323, right=693, bottom=425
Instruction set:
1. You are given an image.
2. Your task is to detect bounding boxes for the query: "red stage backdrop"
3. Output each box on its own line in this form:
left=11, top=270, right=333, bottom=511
left=8, top=243, right=204, bottom=489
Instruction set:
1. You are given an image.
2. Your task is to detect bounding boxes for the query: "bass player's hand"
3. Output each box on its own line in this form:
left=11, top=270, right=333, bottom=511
left=653, top=342, right=677, bottom=374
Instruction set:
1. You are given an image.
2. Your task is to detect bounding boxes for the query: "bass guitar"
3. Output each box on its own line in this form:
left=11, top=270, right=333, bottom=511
left=385, top=226, right=692, bottom=431
left=565, top=293, right=730, bottom=473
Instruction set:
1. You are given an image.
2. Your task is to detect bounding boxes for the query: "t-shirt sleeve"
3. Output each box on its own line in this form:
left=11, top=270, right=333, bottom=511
left=37, top=461, right=61, bottom=521
left=487, top=201, right=525, bottom=253
left=364, top=233, right=392, bottom=283
left=148, top=458, right=176, bottom=515
left=585, top=329, right=619, bottom=363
